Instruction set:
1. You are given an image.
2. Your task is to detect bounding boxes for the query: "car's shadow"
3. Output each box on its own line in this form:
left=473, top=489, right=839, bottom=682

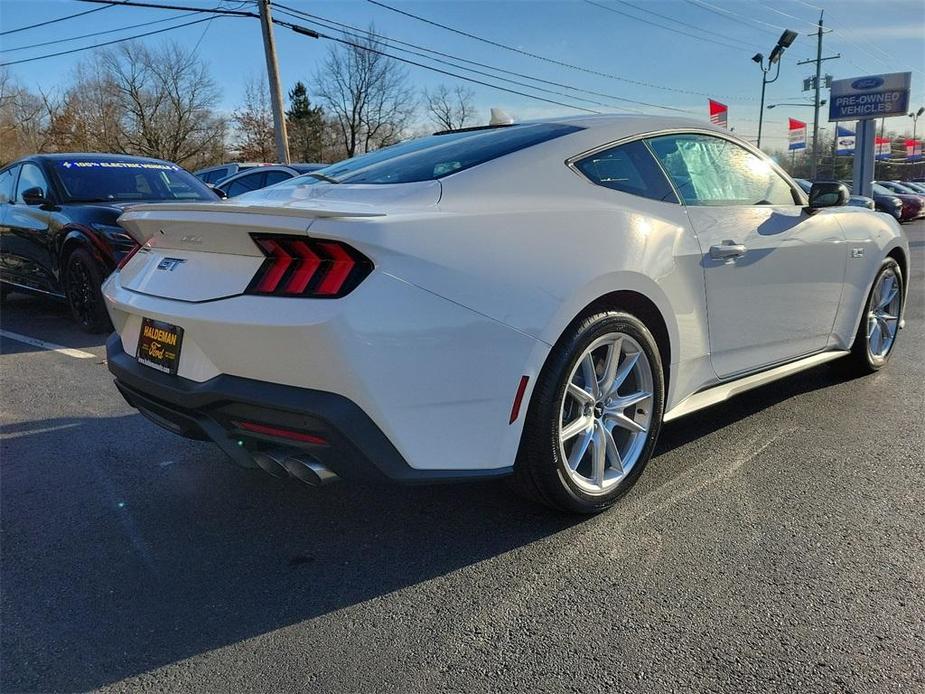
left=0, top=355, right=858, bottom=691
left=1, top=293, right=109, bottom=353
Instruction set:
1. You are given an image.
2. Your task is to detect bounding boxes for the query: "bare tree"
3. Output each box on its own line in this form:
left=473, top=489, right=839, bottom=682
left=314, top=27, right=416, bottom=158
left=0, top=68, right=61, bottom=162
left=232, top=78, right=275, bottom=161
left=53, top=41, right=226, bottom=168
left=423, top=84, right=476, bottom=131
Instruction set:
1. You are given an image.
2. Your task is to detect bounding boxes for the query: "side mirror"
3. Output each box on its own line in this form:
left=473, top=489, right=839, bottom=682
left=807, top=181, right=849, bottom=211
left=21, top=186, right=48, bottom=206
left=208, top=184, right=228, bottom=200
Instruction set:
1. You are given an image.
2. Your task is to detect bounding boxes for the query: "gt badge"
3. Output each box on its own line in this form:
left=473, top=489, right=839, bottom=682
left=157, top=258, right=186, bottom=271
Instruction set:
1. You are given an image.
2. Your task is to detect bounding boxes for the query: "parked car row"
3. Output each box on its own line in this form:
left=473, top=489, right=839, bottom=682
left=193, top=161, right=326, bottom=197
left=874, top=180, right=925, bottom=222
left=212, top=163, right=325, bottom=198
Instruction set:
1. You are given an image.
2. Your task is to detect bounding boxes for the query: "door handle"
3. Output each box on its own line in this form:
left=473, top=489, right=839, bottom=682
left=710, top=241, right=747, bottom=261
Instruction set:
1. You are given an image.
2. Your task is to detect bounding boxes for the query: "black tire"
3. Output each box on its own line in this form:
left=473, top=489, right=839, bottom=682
left=845, top=257, right=904, bottom=374
left=513, top=310, right=665, bottom=514
left=64, top=247, right=112, bottom=333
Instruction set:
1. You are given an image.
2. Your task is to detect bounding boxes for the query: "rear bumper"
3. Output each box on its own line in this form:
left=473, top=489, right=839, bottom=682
left=107, top=334, right=512, bottom=483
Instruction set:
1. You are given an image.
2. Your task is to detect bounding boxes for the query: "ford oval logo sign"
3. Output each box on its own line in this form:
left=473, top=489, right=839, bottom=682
left=851, top=77, right=884, bottom=90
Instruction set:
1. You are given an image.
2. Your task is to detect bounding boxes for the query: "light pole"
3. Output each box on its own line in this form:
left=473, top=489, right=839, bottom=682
left=752, top=29, right=798, bottom=150
left=910, top=107, right=925, bottom=177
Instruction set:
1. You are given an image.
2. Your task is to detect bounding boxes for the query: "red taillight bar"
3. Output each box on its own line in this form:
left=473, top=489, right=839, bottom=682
left=254, top=239, right=292, bottom=292
left=245, top=234, right=372, bottom=298
left=233, top=420, right=329, bottom=445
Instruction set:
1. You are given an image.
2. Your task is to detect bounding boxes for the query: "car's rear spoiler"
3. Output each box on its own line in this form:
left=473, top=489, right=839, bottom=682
left=119, top=201, right=386, bottom=219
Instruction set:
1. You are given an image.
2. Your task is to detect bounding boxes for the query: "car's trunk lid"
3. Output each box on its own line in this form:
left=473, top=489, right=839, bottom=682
left=116, top=181, right=439, bottom=302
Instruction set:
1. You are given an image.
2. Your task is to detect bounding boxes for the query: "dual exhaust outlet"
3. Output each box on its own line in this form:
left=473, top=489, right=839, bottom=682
left=251, top=449, right=339, bottom=487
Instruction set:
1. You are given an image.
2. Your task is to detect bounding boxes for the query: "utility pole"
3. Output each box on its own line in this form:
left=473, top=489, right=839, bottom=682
left=797, top=11, right=838, bottom=180
left=258, top=0, right=290, bottom=164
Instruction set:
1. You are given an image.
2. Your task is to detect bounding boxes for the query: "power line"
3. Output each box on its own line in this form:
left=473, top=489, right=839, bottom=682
left=75, top=0, right=256, bottom=17
left=274, top=17, right=604, bottom=115
left=683, top=0, right=783, bottom=36
left=1, top=11, right=204, bottom=54
left=616, top=0, right=758, bottom=49
left=583, top=0, right=755, bottom=54
left=0, top=15, right=227, bottom=67
left=273, top=4, right=691, bottom=114
left=0, top=3, right=114, bottom=36
left=366, top=0, right=755, bottom=101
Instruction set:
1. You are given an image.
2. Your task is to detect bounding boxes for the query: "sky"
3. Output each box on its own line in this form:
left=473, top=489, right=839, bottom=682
left=0, top=0, right=923, bottom=153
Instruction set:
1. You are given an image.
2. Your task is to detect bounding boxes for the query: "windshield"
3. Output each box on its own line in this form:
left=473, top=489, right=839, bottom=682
left=51, top=159, right=216, bottom=203
left=871, top=183, right=895, bottom=196
left=269, top=123, right=582, bottom=188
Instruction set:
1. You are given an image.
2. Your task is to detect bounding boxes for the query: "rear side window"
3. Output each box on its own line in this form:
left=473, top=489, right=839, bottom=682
left=573, top=140, right=678, bottom=203
left=263, top=170, right=292, bottom=187
left=339, top=123, right=582, bottom=184
left=225, top=172, right=265, bottom=197
left=0, top=166, right=18, bottom=203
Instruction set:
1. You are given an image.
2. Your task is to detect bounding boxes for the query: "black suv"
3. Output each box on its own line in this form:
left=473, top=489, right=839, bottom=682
left=0, top=153, right=218, bottom=332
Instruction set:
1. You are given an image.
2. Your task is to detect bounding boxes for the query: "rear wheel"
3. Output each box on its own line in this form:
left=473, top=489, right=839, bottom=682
left=845, top=258, right=903, bottom=374
left=65, top=247, right=111, bottom=333
left=513, top=311, right=665, bottom=514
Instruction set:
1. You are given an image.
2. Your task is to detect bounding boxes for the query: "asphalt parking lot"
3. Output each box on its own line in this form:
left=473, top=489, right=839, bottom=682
left=1, top=221, right=923, bottom=693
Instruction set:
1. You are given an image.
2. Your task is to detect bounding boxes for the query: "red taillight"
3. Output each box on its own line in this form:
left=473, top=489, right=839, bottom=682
left=233, top=420, right=329, bottom=445
left=245, top=234, right=372, bottom=298
left=116, top=243, right=141, bottom=270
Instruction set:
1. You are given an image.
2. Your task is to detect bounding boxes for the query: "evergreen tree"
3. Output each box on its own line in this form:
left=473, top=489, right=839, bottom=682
left=287, top=81, right=325, bottom=163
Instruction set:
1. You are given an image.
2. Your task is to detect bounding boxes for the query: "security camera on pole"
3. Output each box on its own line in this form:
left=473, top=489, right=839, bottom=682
left=751, top=29, right=798, bottom=150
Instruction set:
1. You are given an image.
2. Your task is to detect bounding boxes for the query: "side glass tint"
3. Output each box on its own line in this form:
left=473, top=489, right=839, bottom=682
left=15, top=163, right=50, bottom=203
left=574, top=140, right=678, bottom=203
left=0, top=166, right=18, bottom=204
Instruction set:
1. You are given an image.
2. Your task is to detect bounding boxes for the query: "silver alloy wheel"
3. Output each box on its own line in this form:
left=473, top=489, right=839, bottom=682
left=867, top=267, right=901, bottom=361
left=558, top=332, right=654, bottom=495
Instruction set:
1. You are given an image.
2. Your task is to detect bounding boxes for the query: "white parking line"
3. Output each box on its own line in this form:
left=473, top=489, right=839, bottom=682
left=0, top=330, right=98, bottom=359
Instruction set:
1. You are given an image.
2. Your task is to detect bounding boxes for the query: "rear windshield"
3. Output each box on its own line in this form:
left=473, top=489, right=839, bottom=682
left=276, top=123, right=582, bottom=187
left=50, top=159, right=216, bottom=203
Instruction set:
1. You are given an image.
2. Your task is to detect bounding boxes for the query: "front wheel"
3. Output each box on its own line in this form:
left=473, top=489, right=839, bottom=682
left=846, top=258, right=904, bottom=374
left=513, top=311, right=665, bottom=514
left=65, top=247, right=112, bottom=333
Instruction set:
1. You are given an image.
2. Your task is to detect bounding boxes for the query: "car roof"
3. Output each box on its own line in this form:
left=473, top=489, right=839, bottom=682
left=21, top=153, right=175, bottom=165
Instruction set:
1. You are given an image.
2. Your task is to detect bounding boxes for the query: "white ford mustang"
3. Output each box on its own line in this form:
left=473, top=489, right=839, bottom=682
left=104, top=115, right=909, bottom=513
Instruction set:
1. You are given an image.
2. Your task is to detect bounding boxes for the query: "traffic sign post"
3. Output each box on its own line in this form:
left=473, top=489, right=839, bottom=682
left=829, top=72, right=912, bottom=197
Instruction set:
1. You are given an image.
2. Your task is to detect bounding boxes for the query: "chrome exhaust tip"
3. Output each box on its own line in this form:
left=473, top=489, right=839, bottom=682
left=283, top=454, right=339, bottom=487
left=251, top=450, right=290, bottom=479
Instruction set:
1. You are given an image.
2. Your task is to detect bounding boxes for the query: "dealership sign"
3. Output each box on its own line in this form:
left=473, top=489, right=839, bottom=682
left=828, top=72, right=911, bottom=121
left=788, top=118, right=806, bottom=150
